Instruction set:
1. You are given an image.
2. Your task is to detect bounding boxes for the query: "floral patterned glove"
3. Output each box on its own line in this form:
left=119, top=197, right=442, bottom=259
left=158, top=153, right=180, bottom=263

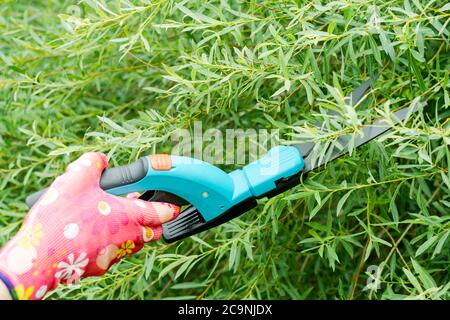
left=0, top=152, right=179, bottom=300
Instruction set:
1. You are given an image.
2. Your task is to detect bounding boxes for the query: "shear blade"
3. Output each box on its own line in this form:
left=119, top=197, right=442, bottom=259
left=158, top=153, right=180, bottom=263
left=295, top=75, right=378, bottom=159
left=302, top=101, right=426, bottom=173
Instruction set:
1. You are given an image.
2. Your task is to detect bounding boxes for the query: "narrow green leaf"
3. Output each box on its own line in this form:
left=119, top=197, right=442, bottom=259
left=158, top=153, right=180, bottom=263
left=144, top=250, right=156, bottom=280
left=379, top=30, right=395, bottom=62
left=411, top=259, right=436, bottom=290
left=171, top=282, right=208, bottom=290
left=432, top=231, right=449, bottom=257
left=403, top=268, right=423, bottom=293
left=415, top=235, right=438, bottom=257
left=336, top=189, right=355, bottom=216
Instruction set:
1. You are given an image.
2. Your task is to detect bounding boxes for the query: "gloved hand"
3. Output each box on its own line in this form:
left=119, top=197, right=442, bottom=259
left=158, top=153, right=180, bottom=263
left=0, top=152, right=179, bottom=300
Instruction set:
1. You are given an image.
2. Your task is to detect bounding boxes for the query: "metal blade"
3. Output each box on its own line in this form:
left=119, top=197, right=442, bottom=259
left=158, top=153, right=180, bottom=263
left=295, top=75, right=378, bottom=159
left=344, top=75, right=379, bottom=107
left=302, top=101, right=426, bottom=173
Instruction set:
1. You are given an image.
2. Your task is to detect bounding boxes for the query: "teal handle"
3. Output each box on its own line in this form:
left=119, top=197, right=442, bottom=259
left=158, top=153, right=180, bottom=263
left=107, top=146, right=304, bottom=221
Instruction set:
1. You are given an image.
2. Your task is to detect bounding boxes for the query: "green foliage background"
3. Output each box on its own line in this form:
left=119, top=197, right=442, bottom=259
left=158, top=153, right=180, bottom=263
left=0, top=0, right=449, bottom=299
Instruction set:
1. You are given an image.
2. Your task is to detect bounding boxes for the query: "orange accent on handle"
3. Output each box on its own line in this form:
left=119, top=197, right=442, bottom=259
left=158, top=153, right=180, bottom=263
left=148, top=154, right=172, bottom=171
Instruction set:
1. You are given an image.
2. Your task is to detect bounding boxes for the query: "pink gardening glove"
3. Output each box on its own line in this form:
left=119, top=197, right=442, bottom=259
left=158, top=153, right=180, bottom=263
left=0, top=152, right=180, bottom=300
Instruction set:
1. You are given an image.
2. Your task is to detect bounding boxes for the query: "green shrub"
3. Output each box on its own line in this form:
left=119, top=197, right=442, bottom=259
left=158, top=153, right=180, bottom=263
left=0, top=0, right=449, bottom=300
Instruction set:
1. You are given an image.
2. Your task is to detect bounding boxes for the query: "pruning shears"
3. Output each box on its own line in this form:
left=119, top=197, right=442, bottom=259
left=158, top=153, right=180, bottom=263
left=26, top=77, right=425, bottom=242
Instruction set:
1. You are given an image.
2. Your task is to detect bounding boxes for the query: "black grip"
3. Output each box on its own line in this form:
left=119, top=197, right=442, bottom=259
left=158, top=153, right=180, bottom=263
left=25, top=157, right=149, bottom=208
left=99, top=157, right=149, bottom=190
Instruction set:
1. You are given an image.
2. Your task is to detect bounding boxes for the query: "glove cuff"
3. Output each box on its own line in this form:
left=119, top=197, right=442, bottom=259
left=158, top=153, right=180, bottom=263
left=0, top=240, right=56, bottom=300
left=0, top=271, right=18, bottom=300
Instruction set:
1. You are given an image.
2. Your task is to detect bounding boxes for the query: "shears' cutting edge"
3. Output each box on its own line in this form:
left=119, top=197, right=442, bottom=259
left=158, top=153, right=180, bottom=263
left=295, top=76, right=379, bottom=169
left=26, top=77, right=425, bottom=242
left=301, top=101, right=426, bottom=173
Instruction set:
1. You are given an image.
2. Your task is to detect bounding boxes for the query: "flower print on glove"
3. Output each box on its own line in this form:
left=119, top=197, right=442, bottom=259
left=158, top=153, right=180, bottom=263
left=0, top=152, right=180, bottom=300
